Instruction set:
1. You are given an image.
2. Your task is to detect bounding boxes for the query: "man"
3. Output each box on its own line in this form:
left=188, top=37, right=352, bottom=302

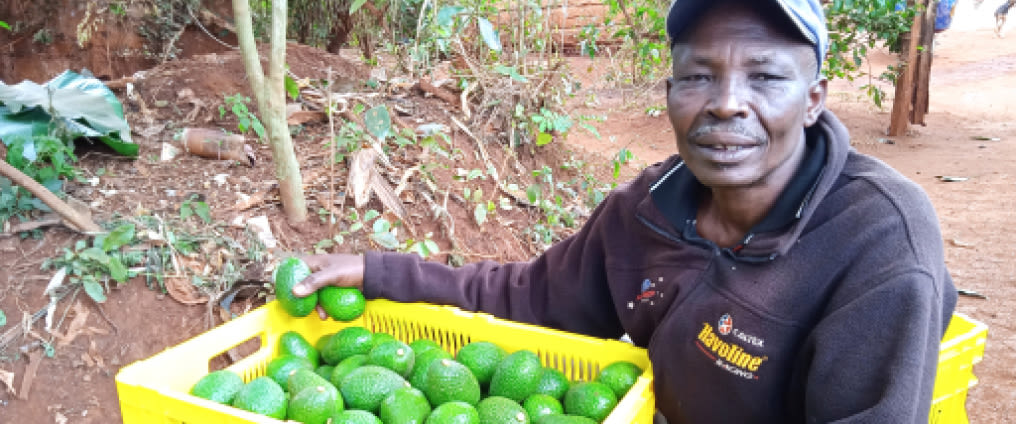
left=293, top=0, right=958, bottom=422
left=997, top=0, right=1016, bottom=38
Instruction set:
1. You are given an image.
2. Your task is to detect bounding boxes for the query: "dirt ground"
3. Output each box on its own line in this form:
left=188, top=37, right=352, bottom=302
left=1, top=3, right=1015, bottom=423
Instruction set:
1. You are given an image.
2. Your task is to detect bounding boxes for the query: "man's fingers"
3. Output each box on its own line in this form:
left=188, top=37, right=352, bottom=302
left=300, top=254, right=331, bottom=272
left=293, top=273, right=324, bottom=297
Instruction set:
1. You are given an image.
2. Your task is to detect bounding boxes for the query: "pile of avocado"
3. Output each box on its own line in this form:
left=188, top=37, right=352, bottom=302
left=188, top=257, right=643, bottom=423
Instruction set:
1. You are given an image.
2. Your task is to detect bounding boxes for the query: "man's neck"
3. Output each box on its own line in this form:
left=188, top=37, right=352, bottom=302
left=695, top=142, right=808, bottom=248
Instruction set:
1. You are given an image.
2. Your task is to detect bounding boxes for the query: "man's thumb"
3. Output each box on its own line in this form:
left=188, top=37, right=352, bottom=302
left=292, top=278, right=316, bottom=297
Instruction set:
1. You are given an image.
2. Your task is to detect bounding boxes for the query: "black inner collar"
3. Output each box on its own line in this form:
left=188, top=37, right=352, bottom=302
left=651, top=128, right=827, bottom=237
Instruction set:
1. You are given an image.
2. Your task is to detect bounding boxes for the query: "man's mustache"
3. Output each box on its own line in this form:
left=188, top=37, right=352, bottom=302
left=688, top=124, right=766, bottom=144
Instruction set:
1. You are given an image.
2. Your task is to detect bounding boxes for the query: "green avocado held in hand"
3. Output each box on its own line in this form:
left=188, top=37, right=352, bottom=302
left=276, top=257, right=367, bottom=321
left=275, top=257, right=318, bottom=317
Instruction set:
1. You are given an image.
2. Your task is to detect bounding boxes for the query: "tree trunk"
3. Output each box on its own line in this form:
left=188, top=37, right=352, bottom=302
left=233, top=0, right=307, bottom=222
left=912, top=4, right=937, bottom=125
left=889, top=0, right=936, bottom=136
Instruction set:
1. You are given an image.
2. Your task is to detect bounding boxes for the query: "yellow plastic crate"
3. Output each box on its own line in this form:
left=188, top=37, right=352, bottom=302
left=116, top=300, right=984, bottom=424
left=929, top=312, right=988, bottom=424
left=115, top=299, right=655, bottom=423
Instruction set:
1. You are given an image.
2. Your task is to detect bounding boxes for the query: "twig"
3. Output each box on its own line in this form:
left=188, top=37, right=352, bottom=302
left=418, top=79, right=460, bottom=109
left=461, top=81, right=477, bottom=119
left=327, top=68, right=338, bottom=235
left=187, top=5, right=239, bottom=50
left=0, top=216, right=63, bottom=238
left=410, top=0, right=432, bottom=78
left=0, top=161, right=101, bottom=233
left=160, top=25, right=188, bottom=63
left=90, top=298, right=120, bottom=335
left=449, top=115, right=499, bottom=183
left=0, top=308, right=46, bottom=351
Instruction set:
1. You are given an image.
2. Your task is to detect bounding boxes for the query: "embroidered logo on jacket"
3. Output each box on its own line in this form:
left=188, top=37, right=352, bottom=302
left=694, top=315, right=768, bottom=381
left=627, top=278, right=664, bottom=309
left=717, top=314, right=733, bottom=335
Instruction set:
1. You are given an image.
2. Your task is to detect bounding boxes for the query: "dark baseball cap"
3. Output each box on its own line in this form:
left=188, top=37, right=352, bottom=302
left=666, top=0, right=828, bottom=70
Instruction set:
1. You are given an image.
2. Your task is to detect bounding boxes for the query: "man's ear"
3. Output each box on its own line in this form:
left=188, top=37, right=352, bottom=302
left=804, top=78, right=828, bottom=127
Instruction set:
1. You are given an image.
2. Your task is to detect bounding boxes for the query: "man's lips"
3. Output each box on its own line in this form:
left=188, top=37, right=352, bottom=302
left=688, top=133, right=763, bottom=163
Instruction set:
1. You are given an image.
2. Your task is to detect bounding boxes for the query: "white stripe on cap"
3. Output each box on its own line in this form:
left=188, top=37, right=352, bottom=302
left=774, top=0, right=816, bottom=44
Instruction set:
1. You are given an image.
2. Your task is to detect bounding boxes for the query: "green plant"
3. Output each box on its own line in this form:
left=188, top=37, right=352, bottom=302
left=0, top=21, right=10, bottom=30
left=43, top=223, right=142, bottom=303
left=579, top=24, right=601, bottom=59
left=219, top=94, right=267, bottom=141
left=404, top=234, right=440, bottom=258
left=603, top=0, right=671, bottom=84
left=1, top=134, right=79, bottom=222
left=824, top=0, right=918, bottom=108
left=32, top=28, right=52, bottom=44
left=529, top=108, right=573, bottom=146
left=180, top=194, right=211, bottom=224
left=611, top=148, right=634, bottom=180
left=109, top=1, right=127, bottom=17
left=524, top=166, right=581, bottom=247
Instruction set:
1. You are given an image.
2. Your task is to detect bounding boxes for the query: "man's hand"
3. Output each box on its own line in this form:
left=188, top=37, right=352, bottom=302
left=292, top=254, right=366, bottom=319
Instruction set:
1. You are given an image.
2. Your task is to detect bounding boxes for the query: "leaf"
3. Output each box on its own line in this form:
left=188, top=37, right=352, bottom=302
left=102, top=223, right=136, bottom=252
left=364, top=209, right=381, bottom=221
left=473, top=203, right=487, bottom=227
left=536, top=132, right=554, bottom=146
left=79, top=247, right=110, bottom=265
left=193, top=201, right=211, bottom=224
left=477, top=17, right=502, bottom=51
left=350, top=0, right=369, bottom=14
left=526, top=184, right=541, bottom=203
left=373, top=217, right=392, bottom=233
left=0, top=309, right=5, bottom=327
left=251, top=116, right=267, bottom=141
left=82, top=279, right=107, bottom=303
left=180, top=203, right=193, bottom=220
left=423, top=239, right=439, bottom=256
left=370, top=231, right=401, bottom=250
left=0, top=21, right=9, bottom=30
left=108, top=256, right=127, bottom=283
left=364, top=105, right=392, bottom=140
left=284, top=74, right=300, bottom=101
left=494, top=65, right=529, bottom=83
left=437, top=6, right=466, bottom=27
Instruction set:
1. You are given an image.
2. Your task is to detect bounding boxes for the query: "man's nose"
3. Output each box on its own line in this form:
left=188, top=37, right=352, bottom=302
left=706, top=78, right=750, bottom=120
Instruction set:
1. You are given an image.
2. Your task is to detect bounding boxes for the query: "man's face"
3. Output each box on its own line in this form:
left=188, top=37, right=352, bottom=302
left=667, top=4, right=826, bottom=189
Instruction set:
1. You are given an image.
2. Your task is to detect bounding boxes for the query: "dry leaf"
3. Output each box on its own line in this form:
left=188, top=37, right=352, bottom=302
left=949, top=238, right=975, bottom=248
left=0, top=368, right=15, bottom=395
left=56, top=301, right=91, bottom=347
left=371, top=171, right=407, bottom=222
left=348, top=148, right=377, bottom=208
left=165, top=277, right=210, bottom=305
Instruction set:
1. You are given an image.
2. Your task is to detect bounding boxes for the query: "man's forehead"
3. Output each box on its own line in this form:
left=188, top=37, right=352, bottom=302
left=672, top=43, right=810, bottom=68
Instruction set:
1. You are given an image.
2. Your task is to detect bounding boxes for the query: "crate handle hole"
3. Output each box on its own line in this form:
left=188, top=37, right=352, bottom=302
left=209, top=334, right=263, bottom=374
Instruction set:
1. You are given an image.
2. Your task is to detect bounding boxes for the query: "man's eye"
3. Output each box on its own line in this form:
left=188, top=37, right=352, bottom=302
left=751, top=73, right=784, bottom=81
left=678, top=74, right=710, bottom=82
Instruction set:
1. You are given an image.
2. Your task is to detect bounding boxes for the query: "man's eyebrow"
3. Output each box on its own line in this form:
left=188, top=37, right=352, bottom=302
left=745, top=56, right=774, bottom=66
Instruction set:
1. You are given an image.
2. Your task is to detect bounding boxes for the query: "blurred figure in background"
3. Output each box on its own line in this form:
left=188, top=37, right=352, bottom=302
left=997, top=0, right=1016, bottom=37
